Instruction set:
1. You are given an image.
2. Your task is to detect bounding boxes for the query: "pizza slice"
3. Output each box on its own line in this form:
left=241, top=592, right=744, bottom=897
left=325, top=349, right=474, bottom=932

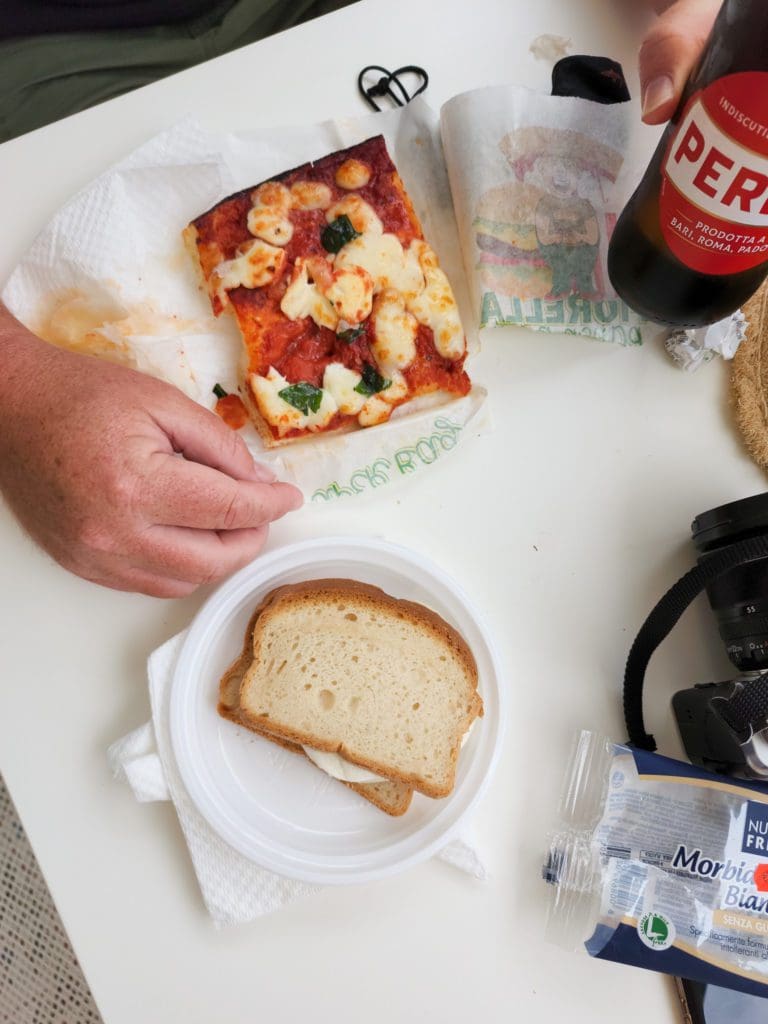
left=184, top=136, right=471, bottom=445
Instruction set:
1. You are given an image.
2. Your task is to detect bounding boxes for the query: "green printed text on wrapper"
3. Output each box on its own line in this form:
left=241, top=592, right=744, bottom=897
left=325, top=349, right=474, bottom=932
left=480, top=292, right=643, bottom=346
left=311, top=416, right=464, bottom=502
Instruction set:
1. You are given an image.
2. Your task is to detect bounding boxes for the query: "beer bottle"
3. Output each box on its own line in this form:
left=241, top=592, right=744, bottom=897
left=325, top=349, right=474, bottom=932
left=608, top=0, right=768, bottom=327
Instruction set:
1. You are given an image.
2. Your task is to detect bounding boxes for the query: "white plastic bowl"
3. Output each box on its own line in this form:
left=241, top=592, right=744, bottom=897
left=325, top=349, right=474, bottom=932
left=169, top=536, right=505, bottom=885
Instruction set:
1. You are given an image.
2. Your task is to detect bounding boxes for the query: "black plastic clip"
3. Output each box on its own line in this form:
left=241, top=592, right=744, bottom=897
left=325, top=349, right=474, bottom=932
left=357, top=65, right=429, bottom=112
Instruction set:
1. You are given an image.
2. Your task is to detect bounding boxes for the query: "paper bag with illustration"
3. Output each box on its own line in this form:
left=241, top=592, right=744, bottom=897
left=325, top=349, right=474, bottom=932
left=441, top=84, right=649, bottom=346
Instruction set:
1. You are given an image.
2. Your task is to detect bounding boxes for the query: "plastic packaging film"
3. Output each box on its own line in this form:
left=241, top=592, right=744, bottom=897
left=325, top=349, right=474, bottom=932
left=545, top=731, right=768, bottom=998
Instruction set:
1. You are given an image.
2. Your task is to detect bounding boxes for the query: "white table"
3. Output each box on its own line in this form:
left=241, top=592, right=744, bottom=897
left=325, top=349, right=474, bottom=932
left=1, top=1, right=764, bottom=1021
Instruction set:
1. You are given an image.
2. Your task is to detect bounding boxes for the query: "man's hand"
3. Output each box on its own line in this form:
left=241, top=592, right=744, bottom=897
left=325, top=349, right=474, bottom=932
left=640, top=0, right=721, bottom=124
left=0, top=305, right=303, bottom=597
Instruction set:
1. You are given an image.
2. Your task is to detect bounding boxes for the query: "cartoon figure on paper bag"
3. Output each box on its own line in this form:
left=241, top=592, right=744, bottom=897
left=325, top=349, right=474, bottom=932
left=474, top=127, right=623, bottom=301
left=534, top=156, right=599, bottom=295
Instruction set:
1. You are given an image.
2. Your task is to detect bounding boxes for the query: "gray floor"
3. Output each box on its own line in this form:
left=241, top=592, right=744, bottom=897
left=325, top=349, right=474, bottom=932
left=0, top=773, right=103, bottom=1024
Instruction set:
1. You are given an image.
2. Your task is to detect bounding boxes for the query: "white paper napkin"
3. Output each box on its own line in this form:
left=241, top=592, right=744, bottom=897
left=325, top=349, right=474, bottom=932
left=665, top=311, right=747, bottom=371
left=108, top=633, right=487, bottom=927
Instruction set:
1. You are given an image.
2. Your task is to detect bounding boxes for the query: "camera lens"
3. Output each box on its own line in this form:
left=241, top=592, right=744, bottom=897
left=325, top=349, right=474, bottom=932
left=692, top=492, right=768, bottom=672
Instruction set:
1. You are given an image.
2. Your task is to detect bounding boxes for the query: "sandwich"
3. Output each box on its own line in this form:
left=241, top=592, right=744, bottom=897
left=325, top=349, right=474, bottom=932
left=218, top=579, right=483, bottom=816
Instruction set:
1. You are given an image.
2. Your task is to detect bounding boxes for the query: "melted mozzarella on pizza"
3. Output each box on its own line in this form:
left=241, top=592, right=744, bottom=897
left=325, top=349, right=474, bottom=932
left=334, top=232, right=423, bottom=300
left=214, top=239, right=286, bottom=303
left=325, top=266, right=374, bottom=324
left=335, top=159, right=372, bottom=190
left=325, top=195, right=383, bottom=235
left=322, top=362, right=366, bottom=415
left=357, top=394, right=391, bottom=426
left=407, top=241, right=464, bottom=359
left=280, top=259, right=338, bottom=331
left=371, top=290, right=417, bottom=370
left=290, top=181, right=332, bottom=210
left=380, top=369, right=408, bottom=404
left=250, top=367, right=337, bottom=435
left=247, top=182, right=294, bottom=246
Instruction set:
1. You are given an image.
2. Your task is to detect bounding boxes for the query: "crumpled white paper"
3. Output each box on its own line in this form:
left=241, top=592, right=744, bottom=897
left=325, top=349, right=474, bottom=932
left=665, top=311, right=747, bottom=372
left=1, top=102, right=488, bottom=503
left=107, top=632, right=487, bottom=927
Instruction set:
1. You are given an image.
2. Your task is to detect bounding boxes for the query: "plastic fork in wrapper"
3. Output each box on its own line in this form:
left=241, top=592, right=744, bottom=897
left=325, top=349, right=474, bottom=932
left=544, top=731, right=768, bottom=998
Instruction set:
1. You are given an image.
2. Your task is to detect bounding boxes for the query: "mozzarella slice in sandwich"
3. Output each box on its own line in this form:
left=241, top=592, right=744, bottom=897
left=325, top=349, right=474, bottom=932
left=305, top=722, right=476, bottom=787
left=303, top=725, right=475, bottom=787
left=302, top=748, right=384, bottom=784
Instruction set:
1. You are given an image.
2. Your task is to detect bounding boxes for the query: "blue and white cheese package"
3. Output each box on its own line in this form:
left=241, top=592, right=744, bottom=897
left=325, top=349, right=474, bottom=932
left=545, top=731, right=768, bottom=998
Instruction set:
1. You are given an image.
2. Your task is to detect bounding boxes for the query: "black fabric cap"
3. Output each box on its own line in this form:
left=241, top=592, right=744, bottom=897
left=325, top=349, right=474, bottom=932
left=551, top=55, right=630, bottom=105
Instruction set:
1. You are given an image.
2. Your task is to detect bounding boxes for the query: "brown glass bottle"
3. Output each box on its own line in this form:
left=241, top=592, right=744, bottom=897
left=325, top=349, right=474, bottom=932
left=608, top=0, right=768, bottom=327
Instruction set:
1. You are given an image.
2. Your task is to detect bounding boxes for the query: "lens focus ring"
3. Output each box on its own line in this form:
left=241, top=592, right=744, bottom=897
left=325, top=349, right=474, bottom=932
left=718, top=613, right=768, bottom=642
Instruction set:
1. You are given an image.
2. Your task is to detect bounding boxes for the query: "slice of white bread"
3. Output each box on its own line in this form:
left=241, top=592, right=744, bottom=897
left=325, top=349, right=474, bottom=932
left=219, top=602, right=413, bottom=816
left=237, top=580, right=483, bottom=800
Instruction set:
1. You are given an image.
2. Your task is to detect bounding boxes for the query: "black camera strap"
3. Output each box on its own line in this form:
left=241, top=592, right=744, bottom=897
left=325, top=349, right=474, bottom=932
left=623, top=534, right=768, bottom=750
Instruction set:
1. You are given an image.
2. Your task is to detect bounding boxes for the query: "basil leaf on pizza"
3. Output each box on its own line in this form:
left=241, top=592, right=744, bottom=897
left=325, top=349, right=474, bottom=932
left=354, top=363, right=391, bottom=396
left=321, top=214, right=361, bottom=253
left=278, top=381, right=324, bottom=415
left=337, top=325, right=365, bottom=344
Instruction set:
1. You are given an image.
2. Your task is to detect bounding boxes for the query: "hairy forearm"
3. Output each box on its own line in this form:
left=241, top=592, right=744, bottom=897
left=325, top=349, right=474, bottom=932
left=0, top=302, right=60, bottom=457
left=0, top=301, right=52, bottom=384
left=0, top=299, right=38, bottom=351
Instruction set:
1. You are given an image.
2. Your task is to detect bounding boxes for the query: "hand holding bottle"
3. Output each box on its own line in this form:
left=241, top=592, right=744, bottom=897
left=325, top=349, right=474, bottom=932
left=639, top=1, right=722, bottom=124
left=608, top=0, right=768, bottom=327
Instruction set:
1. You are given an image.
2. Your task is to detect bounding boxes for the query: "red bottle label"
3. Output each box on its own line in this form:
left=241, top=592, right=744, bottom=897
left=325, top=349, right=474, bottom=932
left=660, top=72, right=768, bottom=275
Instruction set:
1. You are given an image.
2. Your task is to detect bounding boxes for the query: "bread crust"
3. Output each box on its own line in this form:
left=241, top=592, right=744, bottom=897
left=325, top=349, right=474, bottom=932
left=218, top=592, right=413, bottom=816
left=236, top=579, right=483, bottom=800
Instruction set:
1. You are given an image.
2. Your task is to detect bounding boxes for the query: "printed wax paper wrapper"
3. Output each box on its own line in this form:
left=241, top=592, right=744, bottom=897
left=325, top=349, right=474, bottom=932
left=1, top=100, right=487, bottom=505
left=440, top=83, right=651, bottom=347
